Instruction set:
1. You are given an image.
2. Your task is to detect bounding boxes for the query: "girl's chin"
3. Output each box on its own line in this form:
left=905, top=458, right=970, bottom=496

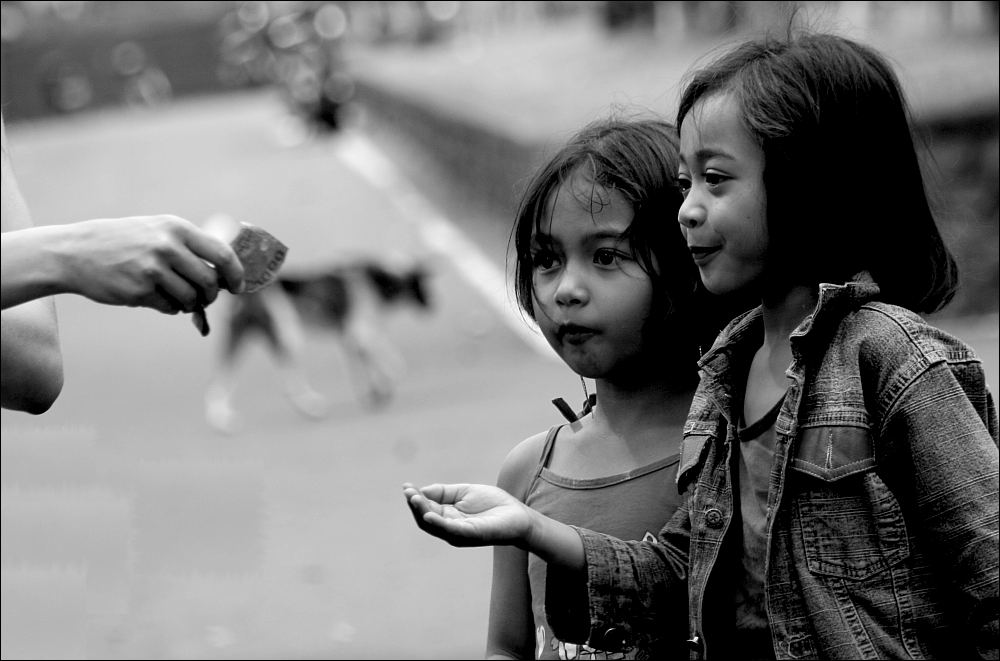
left=560, top=349, right=656, bottom=382
left=699, top=268, right=756, bottom=297
left=557, top=351, right=610, bottom=380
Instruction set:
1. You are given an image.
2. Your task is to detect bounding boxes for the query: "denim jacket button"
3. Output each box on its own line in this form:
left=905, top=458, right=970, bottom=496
left=705, top=508, right=724, bottom=528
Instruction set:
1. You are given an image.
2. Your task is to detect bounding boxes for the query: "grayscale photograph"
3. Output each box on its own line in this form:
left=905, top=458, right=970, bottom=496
left=1, top=1, right=997, bottom=659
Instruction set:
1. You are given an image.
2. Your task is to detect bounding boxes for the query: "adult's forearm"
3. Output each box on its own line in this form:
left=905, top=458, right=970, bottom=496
left=1, top=227, right=68, bottom=309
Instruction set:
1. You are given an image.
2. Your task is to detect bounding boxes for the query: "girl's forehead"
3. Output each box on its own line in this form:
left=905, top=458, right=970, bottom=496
left=680, top=93, right=758, bottom=160
left=537, top=177, right=633, bottom=236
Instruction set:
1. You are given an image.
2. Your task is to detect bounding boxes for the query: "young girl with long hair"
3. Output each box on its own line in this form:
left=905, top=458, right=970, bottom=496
left=405, top=33, right=998, bottom=660
left=411, top=117, right=727, bottom=659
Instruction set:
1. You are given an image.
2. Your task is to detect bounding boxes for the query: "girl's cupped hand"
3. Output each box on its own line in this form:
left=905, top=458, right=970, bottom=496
left=403, top=483, right=533, bottom=548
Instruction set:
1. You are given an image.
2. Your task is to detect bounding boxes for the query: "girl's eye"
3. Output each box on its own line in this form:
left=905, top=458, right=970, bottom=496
left=532, top=251, right=559, bottom=271
left=594, top=249, right=619, bottom=267
left=705, top=172, right=728, bottom=186
left=677, top=176, right=691, bottom=197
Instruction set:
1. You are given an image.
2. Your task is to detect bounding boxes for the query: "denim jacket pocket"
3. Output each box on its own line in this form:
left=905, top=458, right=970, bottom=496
left=791, top=426, right=910, bottom=581
left=791, top=425, right=874, bottom=480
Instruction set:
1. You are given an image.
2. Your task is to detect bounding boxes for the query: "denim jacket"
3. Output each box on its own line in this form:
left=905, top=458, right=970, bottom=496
left=545, top=275, right=999, bottom=659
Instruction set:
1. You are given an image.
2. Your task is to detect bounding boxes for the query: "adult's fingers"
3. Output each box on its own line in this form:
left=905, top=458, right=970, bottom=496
left=180, top=224, right=244, bottom=294
left=154, top=269, right=199, bottom=313
left=146, top=287, right=184, bottom=315
left=168, top=248, right=221, bottom=306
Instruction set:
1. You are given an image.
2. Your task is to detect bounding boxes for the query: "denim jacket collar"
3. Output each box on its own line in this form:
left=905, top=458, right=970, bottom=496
left=695, top=272, right=882, bottom=421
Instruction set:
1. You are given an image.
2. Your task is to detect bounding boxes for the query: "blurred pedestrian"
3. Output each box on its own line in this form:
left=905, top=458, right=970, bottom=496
left=1, top=113, right=244, bottom=414
left=405, top=33, right=998, bottom=660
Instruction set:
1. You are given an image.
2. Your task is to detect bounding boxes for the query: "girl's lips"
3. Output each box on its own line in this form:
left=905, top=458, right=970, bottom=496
left=558, top=324, right=598, bottom=344
left=689, top=245, right=722, bottom=266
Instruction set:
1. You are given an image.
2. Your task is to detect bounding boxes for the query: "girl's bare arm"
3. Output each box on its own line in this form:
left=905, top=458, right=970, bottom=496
left=486, top=432, right=548, bottom=659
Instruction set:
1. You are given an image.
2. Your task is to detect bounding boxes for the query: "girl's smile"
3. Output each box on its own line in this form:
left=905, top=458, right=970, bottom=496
left=677, top=93, right=768, bottom=296
left=531, top=172, right=655, bottom=379
left=688, top=244, right=723, bottom=266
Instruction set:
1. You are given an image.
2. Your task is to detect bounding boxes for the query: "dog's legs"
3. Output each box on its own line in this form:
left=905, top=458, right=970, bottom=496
left=280, top=367, right=330, bottom=419
left=265, top=287, right=330, bottom=419
left=339, top=333, right=391, bottom=408
left=339, top=320, right=403, bottom=408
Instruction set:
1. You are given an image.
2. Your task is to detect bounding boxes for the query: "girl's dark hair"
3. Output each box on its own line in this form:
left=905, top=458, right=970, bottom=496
left=512, top=118, right=729, bottom=373
left=677, top=33, right=959, bottom=313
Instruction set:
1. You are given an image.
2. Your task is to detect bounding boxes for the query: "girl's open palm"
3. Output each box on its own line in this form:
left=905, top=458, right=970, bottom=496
left=403, top=483, right=533, bottom=548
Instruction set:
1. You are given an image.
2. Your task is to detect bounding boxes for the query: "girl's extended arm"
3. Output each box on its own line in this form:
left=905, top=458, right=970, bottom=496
left=404, top=481, right=688, bottom=648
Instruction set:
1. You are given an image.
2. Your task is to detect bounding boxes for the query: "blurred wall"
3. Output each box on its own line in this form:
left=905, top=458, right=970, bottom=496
left=0, top=1, right=232, bottom=120
left=3, top=1, right=997, bottom=314
left=349, top=0, right=998, bottom=315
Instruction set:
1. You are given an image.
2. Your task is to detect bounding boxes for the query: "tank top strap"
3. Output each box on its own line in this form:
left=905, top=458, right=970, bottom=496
left=526, top=425, right=564, bottom=497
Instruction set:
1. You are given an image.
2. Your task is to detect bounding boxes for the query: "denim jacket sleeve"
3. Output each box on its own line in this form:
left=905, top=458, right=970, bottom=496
left=876, top=349, right=999, bottom=659
left=544, top=502, right=689, bottom=650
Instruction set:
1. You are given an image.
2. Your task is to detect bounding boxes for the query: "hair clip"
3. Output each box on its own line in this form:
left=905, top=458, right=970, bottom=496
left=552, top=398, right=583, bottom=432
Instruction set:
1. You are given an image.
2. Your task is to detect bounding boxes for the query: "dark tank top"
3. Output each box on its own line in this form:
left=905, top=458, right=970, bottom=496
left=525, top=424, right=684, bottom=659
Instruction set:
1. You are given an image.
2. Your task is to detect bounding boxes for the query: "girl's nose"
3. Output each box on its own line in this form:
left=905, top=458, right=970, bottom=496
left=678, top=192, right=706, bottom=229
left=553, top=267, right=589, bottom=308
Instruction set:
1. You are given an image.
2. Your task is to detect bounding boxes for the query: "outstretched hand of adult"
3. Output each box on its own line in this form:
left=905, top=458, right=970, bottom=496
left=60, top=215, right=245, bottom=314
left=1, top=215, right=247, bottom=313
left=403, top=482, right=534, bottom=548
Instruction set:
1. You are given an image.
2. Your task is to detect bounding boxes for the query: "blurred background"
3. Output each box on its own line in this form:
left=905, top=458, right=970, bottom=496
left=1, top=1, right=997, bottom=658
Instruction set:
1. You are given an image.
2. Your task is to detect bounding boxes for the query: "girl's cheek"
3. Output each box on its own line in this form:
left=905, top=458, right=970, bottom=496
left=531, top=281, right=556, bottom=311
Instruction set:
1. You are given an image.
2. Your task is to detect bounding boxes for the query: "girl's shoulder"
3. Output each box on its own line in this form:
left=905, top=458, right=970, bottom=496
left=844, top=302, right=980, bottom=365
left=497, top=426, right=561, bottom=501
left=829, top=303, right=989, bottom=422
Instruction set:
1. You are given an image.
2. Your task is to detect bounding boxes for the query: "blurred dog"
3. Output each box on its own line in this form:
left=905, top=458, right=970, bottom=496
left=205, top=260, right=431, bottom=434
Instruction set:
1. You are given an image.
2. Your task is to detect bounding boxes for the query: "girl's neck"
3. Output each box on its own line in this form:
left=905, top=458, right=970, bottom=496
left=591, top=369, right=694, bottom=439
left=760, top=283, right=818, bottom=350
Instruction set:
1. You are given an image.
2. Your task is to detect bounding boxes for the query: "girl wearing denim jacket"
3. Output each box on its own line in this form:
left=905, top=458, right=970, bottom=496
left=405, top=33, right=998, bottom=660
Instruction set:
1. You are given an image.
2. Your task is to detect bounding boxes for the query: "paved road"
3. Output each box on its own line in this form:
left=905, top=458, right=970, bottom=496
left=2, top=92, right=997, bottom=660
left=1, top=92, right=580, bottom=660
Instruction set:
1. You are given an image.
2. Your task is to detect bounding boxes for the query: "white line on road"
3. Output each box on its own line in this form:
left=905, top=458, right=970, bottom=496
left=334, top=131, right=559, bottom=361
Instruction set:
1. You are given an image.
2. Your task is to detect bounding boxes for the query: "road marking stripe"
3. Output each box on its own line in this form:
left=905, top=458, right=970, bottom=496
left=334, top=131, right=559, bottom=361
